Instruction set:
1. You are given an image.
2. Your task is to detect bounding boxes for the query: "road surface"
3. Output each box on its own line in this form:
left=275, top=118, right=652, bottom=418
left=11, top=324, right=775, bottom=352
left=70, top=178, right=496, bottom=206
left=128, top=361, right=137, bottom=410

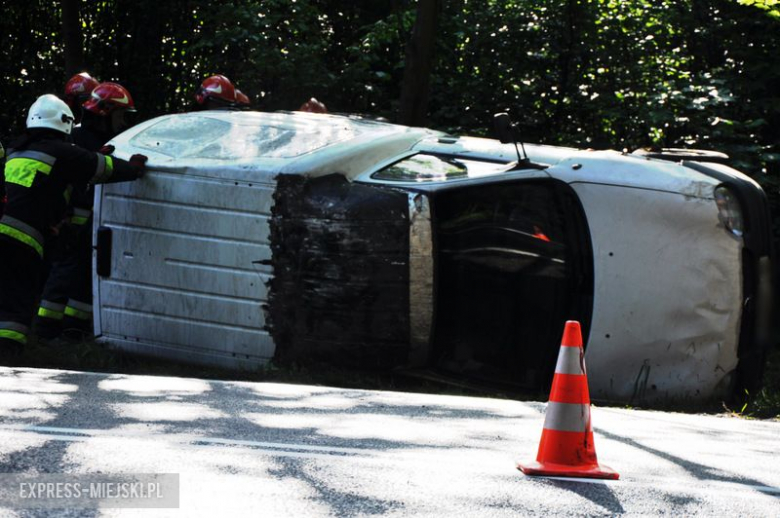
left=0, top=366, right=778, bottom=516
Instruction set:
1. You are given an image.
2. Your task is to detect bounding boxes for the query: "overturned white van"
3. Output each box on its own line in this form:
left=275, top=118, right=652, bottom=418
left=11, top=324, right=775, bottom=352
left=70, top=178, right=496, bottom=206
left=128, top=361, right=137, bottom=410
left=93, top=110, right=774, bottom=405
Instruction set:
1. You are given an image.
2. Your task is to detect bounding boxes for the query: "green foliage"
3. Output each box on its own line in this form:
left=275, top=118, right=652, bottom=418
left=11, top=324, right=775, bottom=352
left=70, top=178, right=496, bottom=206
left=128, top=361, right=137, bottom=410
left=0, top=0, right=64, bottom=133
left=738, top=0, right=780, bottom=19
left=423, top=0, right=780, bottom=176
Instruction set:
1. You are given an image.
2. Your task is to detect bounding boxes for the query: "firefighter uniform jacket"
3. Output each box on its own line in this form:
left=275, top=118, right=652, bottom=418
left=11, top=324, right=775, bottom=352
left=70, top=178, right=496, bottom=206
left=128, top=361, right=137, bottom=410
left=0, top=129, right=141, bottom=257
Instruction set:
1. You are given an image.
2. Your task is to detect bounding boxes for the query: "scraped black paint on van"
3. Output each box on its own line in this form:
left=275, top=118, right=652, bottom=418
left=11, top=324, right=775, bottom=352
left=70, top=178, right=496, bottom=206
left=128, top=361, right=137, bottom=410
left=267, top=173, right=411, bottom=368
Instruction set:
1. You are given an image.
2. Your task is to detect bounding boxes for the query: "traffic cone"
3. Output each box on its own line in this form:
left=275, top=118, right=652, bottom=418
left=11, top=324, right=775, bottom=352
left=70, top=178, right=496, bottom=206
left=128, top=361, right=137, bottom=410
left=518, top=320, right=619, bottom=479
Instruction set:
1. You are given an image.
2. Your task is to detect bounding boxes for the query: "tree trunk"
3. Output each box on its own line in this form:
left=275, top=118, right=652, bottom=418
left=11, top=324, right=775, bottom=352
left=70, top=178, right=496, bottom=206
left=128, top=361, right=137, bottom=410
left=398, top=0, right=441, bottom=126
left=61, top=0, right=84, bottom=78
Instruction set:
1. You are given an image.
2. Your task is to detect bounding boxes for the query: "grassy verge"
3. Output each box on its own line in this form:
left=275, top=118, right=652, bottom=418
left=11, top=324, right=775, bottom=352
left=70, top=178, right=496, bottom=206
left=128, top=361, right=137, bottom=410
left=738, top=343, right=780, bottom=419
left=8, top=334, right=780, bottom=418
left=13, top=335, right=488, bottom=398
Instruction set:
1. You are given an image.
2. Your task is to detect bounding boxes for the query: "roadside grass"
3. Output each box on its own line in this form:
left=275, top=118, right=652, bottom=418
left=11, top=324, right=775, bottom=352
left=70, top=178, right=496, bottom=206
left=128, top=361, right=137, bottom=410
left=738, top=343, right=780, bottom=419
left=14, top=335, right=488, bottom=398
left=9, top=334, right=780, bottom=418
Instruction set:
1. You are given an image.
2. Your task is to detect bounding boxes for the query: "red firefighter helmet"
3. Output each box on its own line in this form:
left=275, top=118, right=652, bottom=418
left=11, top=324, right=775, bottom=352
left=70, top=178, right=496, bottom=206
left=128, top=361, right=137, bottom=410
left=64, top=72, right=99, bottom=111
left=235, top=89, right=250, bottom=105
left=299, top=97, right=328, bottom=114
left=195, top=75, right=237, bottom=105
left=82, top=82, right=137, bottom=116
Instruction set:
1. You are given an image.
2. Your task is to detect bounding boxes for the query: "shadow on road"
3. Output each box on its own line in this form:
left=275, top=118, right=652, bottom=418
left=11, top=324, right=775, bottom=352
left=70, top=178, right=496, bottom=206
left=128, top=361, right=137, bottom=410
left=540, top=478, right=625, bottom=514
left=0, top=367, right=528, bottom=516
left=595, top=426, right=773, bottom=491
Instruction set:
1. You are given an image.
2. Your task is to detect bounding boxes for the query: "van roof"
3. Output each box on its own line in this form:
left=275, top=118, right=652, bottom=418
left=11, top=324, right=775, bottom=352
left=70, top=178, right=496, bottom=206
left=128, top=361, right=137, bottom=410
left=110, top=110, right=735, bottom=196
left=112, top=110, right=438, bottom=181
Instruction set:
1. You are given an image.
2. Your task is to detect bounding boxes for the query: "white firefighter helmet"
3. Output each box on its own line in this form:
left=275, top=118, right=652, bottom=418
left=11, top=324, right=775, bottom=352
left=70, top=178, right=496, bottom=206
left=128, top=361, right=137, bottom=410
left=26, top=94, right=75, bottom=135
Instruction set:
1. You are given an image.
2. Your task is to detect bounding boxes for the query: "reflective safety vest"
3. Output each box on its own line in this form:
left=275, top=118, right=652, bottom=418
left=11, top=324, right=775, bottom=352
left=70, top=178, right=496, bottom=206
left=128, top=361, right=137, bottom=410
left=0, top=214, right=45, bottom=256
left=1, top=133, right=139, bottom=256
left=4, top=150, right=59, bottom=188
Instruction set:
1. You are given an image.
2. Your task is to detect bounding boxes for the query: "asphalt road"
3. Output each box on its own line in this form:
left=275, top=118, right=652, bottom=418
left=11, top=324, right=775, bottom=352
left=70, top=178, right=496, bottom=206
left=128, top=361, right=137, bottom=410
left=0, top=366, right=778, bottom=517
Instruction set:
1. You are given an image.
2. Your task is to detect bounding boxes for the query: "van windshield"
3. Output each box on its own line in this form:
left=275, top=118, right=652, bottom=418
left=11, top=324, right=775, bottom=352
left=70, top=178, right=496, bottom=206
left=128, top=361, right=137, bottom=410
left=372, top=153, right=510, bottom=182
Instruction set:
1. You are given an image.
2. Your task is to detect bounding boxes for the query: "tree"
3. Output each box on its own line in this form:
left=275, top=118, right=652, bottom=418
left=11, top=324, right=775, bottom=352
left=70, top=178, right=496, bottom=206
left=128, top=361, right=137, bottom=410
left=398, top=0, right=441, bottom=126
left=61, top=0, right=84, bottom=77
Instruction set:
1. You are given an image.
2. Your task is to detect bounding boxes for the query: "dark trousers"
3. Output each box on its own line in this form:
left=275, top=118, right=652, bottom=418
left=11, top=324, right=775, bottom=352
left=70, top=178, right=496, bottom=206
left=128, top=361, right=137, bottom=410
left=0, top=235, right=43, bottom=346
left=38, top=220, right=93, bottom=330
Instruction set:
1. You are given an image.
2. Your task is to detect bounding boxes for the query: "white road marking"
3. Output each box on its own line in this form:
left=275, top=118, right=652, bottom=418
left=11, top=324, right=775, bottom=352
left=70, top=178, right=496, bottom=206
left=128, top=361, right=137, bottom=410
left=0, top=424, right=369, bottom=457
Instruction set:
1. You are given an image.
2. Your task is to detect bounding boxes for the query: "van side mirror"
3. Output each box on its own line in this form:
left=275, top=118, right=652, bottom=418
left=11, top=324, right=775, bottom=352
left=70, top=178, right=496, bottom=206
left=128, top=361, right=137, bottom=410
left=493, top=113, right=515, bottom=144
left=493, top=112, right=528, bottom=164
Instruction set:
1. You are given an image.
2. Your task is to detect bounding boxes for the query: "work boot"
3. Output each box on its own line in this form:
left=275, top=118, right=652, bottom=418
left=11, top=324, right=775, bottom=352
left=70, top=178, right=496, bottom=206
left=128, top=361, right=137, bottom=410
left=0, top=338, right=22, bottom=366
left=61, top=315, right=92, bottom=334
left=61, top=316, right=94, bottom=344
left=32, top=315, right=63, bottom=340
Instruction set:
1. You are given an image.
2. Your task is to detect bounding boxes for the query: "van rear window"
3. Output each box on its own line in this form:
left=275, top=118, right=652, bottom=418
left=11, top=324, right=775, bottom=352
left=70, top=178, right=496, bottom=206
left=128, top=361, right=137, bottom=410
left=129, top=113, right=358, bottom=159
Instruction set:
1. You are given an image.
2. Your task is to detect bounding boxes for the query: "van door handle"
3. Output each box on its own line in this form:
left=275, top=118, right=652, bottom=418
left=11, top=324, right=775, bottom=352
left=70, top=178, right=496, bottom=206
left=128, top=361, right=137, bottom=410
left=96, top=226, right=113, bottom=277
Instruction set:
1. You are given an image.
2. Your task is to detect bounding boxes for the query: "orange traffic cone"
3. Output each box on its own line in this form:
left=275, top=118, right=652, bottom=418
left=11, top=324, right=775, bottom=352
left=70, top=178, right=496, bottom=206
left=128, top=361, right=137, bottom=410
left=518, top=320, right=619, bottom=480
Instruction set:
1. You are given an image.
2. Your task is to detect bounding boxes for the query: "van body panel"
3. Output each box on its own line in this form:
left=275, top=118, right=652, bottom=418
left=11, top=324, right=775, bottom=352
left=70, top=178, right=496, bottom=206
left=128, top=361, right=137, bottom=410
left=94, top=167, right=275, bottom=370
left=569, top=182, right=742, bottom=402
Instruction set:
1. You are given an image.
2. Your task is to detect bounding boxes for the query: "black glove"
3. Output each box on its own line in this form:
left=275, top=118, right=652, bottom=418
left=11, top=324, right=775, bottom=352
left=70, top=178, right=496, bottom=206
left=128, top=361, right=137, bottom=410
left=99, top=144, right=115, bottom=155
left=129, top=154, right=148, bottom=178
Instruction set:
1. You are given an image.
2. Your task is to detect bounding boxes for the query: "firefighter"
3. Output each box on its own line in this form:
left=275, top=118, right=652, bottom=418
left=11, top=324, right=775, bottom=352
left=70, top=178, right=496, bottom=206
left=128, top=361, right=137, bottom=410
left=34, top=83, right=138, bottom=340
left=63, top=72, right=99, bottom=125
left=194, top=75, right=238, bottom=110
left=298, top=97, right=328, bottom=114
left=0, top=94, right=147, bottom=360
